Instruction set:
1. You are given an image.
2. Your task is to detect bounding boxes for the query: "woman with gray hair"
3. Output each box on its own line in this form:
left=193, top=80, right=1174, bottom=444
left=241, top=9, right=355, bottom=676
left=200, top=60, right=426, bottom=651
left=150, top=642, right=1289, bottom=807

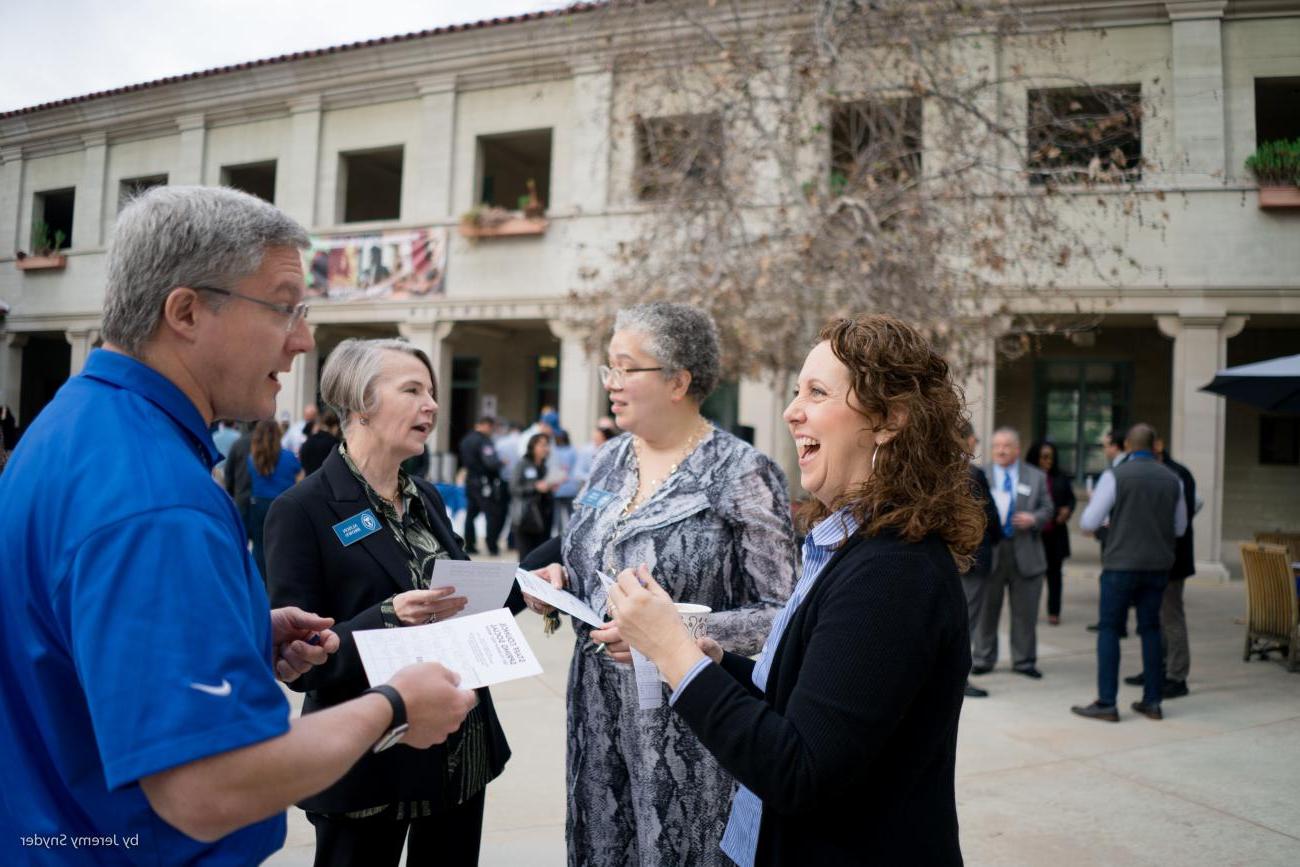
left=523, top=302, right=797, bottom=866
left=265, top=338, right=514, bottom=866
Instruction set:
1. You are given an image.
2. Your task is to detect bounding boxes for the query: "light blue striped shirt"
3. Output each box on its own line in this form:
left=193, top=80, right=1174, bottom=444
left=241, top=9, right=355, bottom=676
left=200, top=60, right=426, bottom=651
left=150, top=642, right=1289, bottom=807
left=671, top=507, right=859, bottom=867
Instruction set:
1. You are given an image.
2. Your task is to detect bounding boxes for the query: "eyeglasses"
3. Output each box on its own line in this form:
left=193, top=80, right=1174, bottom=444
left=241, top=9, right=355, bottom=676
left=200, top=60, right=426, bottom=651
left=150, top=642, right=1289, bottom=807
left=598, top=364, right=664, bottom=388
left=193, top=286, right=310, bottom=333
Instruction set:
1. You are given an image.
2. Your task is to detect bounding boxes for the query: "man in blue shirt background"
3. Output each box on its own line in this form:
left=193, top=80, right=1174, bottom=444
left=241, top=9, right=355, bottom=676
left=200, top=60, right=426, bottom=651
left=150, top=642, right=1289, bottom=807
left=0, top=186, right=478, bottom=864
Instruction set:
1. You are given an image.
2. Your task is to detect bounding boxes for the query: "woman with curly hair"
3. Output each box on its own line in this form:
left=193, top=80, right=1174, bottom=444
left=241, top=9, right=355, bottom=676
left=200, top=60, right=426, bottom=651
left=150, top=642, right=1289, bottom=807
left=611, top=314, right=981, bottom=866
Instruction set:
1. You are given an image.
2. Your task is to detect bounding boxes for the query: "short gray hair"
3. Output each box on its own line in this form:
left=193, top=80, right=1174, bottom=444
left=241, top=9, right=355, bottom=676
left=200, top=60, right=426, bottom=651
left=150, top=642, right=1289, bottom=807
left=102, top=185, right=309, bottom=354
left=321, top=338, right=435, bottom=429
left=613, top=303, right=721, bottom=402
left=992, top=426, right=1021, bottom=445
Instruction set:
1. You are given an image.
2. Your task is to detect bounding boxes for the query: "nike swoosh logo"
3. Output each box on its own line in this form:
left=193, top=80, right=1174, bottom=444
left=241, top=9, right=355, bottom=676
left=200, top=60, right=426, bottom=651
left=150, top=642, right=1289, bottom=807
left=189, top=679, right=232, bottom=697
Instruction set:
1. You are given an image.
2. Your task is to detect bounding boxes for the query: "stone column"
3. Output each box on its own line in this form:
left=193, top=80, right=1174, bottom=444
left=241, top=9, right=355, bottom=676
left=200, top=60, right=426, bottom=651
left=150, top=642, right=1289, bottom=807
left=174, top=113, right=207, bottom=187
left=399, top=320, right=455, bottom=453
left=282, top=96, right=323, bottom=228
left=548, top=319, right=601, bottom=447
left=1165, top=2, right=1227, bottom=184
left=738, top=374, right=790, bottom=463
left=412, top=77, right=457, bottom=221
left=959, top=332, right=1000, bottom=462
left=76, top=133, right=108, bottom=247
left=2, top=332, right=28, bottom=419
left=0, top=145, right=23, bottom=258
left=569, top=62, right=613, bottom=214
left=65, top=327, right=101, bottom=376
left=1156, top=312, right=1247, bottom=580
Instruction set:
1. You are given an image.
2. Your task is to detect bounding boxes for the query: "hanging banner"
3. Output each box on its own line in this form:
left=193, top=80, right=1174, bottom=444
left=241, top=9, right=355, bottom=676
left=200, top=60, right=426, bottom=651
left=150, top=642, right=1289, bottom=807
left=303, top=227, right=448, bottom=301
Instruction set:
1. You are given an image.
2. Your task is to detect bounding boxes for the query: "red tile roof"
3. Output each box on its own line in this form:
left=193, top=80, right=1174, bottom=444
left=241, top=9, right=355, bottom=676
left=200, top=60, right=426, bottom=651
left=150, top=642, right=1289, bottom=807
left=0, top=2, right=603, bottom=120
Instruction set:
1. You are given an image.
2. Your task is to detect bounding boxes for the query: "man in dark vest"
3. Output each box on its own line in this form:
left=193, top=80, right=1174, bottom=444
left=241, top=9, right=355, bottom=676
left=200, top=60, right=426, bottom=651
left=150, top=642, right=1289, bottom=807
left=1074, top=422, right=1187, bottom=722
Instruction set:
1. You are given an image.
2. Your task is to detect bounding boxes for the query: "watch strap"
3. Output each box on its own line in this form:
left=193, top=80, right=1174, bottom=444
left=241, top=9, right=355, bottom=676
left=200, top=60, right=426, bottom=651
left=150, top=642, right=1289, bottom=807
left=363, top=684, right=408, bottom=752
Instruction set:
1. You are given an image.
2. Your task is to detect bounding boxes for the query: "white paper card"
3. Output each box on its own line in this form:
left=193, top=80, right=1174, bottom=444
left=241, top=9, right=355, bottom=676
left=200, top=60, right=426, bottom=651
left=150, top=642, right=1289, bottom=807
left=352, top=608, right=542, bottom=689
left=431, top=559, right=518, bottom=618
left=597, top=570, right=664, bottom=710
left=515, top=568, right=606, bottom=628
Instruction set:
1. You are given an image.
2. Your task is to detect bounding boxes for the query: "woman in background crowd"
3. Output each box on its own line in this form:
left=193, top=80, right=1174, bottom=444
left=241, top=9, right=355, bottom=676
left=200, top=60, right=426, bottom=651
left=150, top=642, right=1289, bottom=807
left=511, top=432, right=555, bottom=558
left=1027, top=440, right=1076, bottom=625
left=248, top=418, right=301, bottom=577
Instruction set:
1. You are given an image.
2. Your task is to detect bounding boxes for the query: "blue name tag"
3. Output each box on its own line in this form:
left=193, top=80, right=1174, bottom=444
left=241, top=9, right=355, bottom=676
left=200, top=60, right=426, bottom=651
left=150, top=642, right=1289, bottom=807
left=578, top=488, right=617, bottom=510
left=332, top=509, right=383, bottom=546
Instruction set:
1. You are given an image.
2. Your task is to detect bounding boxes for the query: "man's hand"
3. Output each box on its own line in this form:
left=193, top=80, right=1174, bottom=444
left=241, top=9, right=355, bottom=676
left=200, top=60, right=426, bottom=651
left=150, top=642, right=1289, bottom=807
left=270, top=607, right=339, bottom=683
left=1011, top=511, right=1037, bottom=530
left=387, top=662, right=479, bottom=748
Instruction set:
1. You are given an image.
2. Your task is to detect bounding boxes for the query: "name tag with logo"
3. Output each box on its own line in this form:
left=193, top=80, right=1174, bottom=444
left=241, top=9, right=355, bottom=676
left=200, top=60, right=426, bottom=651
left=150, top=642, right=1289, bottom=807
left=578, top=488, right=617, bottom=510
left=333, top=509, right=383, bottom=547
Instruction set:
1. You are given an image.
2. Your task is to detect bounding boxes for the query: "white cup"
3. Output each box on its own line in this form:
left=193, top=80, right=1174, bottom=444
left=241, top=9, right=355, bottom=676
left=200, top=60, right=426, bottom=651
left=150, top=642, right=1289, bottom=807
left=674, top=603, right=712, bottom=640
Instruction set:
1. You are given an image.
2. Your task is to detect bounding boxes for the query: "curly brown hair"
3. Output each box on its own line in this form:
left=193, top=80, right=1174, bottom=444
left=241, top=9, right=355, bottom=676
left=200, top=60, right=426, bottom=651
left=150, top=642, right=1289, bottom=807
left=798, top=315, right=984, bottom=572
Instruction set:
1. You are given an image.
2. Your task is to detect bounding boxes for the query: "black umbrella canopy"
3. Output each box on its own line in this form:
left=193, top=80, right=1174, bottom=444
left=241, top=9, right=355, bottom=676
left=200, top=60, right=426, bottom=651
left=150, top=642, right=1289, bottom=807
left=1201, top=353, right=1300, bottom=413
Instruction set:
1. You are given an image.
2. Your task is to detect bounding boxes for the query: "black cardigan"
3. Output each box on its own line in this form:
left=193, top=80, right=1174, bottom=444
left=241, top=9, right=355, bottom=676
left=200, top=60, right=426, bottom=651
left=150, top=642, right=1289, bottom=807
left=264, top=447, right=519, bottom=813
left=672, top=529, right=969, bottom=866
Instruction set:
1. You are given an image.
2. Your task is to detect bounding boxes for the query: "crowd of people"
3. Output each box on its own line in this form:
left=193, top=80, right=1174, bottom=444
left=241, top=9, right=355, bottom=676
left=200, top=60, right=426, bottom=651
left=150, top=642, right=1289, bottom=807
left=0, top=184, right=1206, bottom=866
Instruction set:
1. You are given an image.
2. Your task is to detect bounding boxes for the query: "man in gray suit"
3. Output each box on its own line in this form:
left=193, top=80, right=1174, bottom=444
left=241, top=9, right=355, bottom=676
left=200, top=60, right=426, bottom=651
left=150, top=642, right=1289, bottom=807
left=971, top=427, right=1054, bottom=678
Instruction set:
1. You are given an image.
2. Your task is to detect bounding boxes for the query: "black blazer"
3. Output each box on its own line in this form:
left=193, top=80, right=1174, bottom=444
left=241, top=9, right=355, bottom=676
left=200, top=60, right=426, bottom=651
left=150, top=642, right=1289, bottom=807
left=673, top=529, right=969, bottom=866
left=264, top=448, right=515, bottom=813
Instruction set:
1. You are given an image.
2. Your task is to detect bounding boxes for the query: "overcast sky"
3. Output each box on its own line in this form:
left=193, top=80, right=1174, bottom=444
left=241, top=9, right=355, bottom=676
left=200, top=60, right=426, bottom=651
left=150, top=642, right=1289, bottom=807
left=0, top=0, right=573, bottom=113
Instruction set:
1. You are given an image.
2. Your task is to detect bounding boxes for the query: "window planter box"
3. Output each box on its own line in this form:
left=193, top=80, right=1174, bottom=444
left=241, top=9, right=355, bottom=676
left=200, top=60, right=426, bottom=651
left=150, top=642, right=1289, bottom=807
left=1258, top=185, right=1300, bottom=209
left=458, top=217, right=548, bottom=239
left=15, top=253, right=68, bottom=271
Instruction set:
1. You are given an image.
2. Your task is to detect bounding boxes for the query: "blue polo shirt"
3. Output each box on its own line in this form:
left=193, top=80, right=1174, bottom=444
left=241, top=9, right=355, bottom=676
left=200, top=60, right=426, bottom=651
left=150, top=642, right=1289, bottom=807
left=0, top=349, right=290, bottom=865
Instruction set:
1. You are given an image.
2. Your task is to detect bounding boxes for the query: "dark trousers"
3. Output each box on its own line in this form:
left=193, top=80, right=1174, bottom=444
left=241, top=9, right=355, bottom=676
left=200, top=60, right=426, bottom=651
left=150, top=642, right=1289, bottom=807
left=515, top=529, right=551, bottom=561
left=248, top=498, right=271, bottom=580
left=1044, top=546, right=1066, bottom=618
left=1097, top=569, right=1167, bottom=707
left=307, top=790, right=485, bottom=867
left=464, top=481, right=504, bottom=555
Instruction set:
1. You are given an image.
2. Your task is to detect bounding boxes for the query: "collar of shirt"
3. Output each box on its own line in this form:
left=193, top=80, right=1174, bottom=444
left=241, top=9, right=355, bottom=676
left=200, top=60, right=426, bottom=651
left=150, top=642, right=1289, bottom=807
left=804, top=506, right=861, bottom=556
left=1128, top=450, right=1156, bottom=461
left=995, top=461, right=1018, bottom=490
left=80, top=348, right=222, bottom=468
left=338, top=442, right=423, bottom=523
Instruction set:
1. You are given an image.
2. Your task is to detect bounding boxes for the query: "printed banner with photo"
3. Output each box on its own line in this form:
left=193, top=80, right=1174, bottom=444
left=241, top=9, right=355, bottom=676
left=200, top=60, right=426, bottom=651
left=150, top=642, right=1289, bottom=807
left=304, top=228, right=448, bottom=301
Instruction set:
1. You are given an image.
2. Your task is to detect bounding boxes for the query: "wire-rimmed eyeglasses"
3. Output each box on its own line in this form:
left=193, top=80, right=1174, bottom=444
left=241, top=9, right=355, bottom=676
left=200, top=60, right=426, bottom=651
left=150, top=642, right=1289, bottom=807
left=193, top=286, right=310, bottom=333
left=598, top=364, right=665, bottom=389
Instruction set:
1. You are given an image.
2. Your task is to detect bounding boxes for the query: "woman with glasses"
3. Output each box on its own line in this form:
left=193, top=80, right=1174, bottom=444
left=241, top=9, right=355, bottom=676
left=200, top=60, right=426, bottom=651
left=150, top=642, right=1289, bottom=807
left=522, top=303, right=797, bottom=867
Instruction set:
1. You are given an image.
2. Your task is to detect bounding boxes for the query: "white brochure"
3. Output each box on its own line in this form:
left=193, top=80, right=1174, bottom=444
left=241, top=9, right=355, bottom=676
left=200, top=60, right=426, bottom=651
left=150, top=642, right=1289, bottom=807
left=597, top=570, right=665, bottom=710
left=430, top=559, right=519, bottom=618
left=352, top=607, right=543, bottom=690
left=514, top=568, right=606, bottom=628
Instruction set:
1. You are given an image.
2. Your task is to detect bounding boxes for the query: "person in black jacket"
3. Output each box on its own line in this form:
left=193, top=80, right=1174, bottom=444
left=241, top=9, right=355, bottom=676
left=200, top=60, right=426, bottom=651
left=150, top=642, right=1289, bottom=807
left=266, top=338, right=517, bottom=867
left=610, top=314, right=980, bottom=867
left=1026, top=440, right=1077, bottom=625
left=458, top=416, right=505, bottom=555
left=299, top=409, right=341, bottom=477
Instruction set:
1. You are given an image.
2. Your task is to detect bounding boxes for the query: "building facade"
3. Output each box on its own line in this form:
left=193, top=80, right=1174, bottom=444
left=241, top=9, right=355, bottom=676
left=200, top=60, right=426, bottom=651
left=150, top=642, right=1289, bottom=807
left=1, top=1, right=1297, bottom=576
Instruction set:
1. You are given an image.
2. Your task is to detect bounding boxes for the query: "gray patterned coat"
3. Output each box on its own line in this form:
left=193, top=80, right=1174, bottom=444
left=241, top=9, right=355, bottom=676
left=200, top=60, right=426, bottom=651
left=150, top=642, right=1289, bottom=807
left=559, top=428, right=796, bottom=867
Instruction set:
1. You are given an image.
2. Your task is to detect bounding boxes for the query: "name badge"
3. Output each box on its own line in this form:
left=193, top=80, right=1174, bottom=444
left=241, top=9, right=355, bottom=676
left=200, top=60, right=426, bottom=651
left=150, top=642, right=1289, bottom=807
left=578, top=488, right=617, bottom=510
left=332, top=509, right=383, bottom=547
left=1016, top=483, right=1032, bottom=497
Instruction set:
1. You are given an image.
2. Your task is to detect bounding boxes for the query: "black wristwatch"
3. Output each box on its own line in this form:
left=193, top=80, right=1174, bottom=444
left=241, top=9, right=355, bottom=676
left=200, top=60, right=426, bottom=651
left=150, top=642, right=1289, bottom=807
left=363, top=684, right=409, bottom=753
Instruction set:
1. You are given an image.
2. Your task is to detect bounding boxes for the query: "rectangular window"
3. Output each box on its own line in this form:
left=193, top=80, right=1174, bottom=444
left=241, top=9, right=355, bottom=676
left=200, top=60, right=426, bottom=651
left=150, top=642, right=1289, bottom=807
left=32, top=188, right=75, bottom=252
left=339, top=147, right=404, bottom=223
left=119, top=174, right=168, bottom=212
left=477, top=130, right=552, bottom=212
left=1260, top=416, right=1300, bottom=465
left=221, top=160, right=277, bottom=203
left=830, top=98, right=922, bottom=195
left=1027, top=84, right=1142, bottom=185
left=1255, top=77, right=1300, bottom=146
left=634, top=112, right=723, bottom=201
left=1034, top=360, right=1132, bottom=482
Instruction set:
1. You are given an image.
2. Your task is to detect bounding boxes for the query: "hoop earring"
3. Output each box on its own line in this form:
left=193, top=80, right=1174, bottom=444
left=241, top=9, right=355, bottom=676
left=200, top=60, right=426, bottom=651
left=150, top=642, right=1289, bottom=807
left=871, top=442, right=880, bottom=474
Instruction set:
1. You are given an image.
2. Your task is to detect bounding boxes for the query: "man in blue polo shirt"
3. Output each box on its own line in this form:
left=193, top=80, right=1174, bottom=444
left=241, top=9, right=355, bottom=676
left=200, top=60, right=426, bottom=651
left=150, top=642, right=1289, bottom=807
left=0, top=186, right=478, bottom=864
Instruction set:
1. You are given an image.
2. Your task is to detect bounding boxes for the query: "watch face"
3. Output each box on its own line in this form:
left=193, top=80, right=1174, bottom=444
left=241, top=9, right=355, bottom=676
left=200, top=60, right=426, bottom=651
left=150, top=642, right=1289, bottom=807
left=372, top=723, right=410, bottom=753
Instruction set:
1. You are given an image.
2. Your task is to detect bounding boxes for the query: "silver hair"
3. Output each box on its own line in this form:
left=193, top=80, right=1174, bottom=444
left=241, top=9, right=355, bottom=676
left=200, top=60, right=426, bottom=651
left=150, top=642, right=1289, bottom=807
left=321, top=338, right=435, bottom=430
left=992, top=426, right=1021, bottom=445
left=613, top=303, right=721, bottom=402
left=102, top=185, right=309, bottom=355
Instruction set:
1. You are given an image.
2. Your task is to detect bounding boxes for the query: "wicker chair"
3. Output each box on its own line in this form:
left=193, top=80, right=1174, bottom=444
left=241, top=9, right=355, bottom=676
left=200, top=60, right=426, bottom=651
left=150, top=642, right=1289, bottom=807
left=1254, top=531, right=1300, bottom=566
left=1240, top=542, right=1299, bottom=672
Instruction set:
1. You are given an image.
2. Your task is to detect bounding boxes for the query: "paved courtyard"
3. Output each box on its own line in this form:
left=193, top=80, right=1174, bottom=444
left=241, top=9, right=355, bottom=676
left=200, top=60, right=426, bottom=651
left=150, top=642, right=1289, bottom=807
left=268, top=562, right=1300, bottom=866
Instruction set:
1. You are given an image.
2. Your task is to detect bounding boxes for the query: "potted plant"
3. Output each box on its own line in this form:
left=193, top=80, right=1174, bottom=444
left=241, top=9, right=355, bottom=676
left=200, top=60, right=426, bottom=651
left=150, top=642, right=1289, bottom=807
left=16, top=220, right=69, bottom=271
left=1244, top=139, right=1300, bottom=209
left=457, top=182, right=548, bottom=240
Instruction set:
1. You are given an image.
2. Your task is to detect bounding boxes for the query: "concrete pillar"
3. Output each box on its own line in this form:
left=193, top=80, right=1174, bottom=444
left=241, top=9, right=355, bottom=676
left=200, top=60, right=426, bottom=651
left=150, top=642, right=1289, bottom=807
left=282, top=96, right=323, bottom=228
left=569, top=62, right=613, bottom=214
left=1156, top=312, right=1247, bottom=580
left=959, top=333, right=999, bottom=463
left=2, top=332, right=28, bottom=420
left=399, top=320, right=455, bottom=453
left=1, top=145, right=23, bottom=258
left=548, top=319, right=601, bottom=448
left=65, top=327, right=101, bottom=376
left=412, top=77, right=457, bottom=221
left=174, top=114, right=207, bottom=187
left=75, top=133, right=108, bottom=248
left=1165, top=2, right=1227, bottom=183
left=738, top=374, right=789, bottom=464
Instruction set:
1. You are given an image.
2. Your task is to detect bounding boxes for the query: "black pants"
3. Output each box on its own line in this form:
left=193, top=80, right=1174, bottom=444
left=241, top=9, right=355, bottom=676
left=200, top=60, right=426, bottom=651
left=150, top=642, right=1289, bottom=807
left=1044, top=546, right=1066, bottom=617
left=463, top=481, right=504, bottom=554
left=307, top=790, right=485, bottom=867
